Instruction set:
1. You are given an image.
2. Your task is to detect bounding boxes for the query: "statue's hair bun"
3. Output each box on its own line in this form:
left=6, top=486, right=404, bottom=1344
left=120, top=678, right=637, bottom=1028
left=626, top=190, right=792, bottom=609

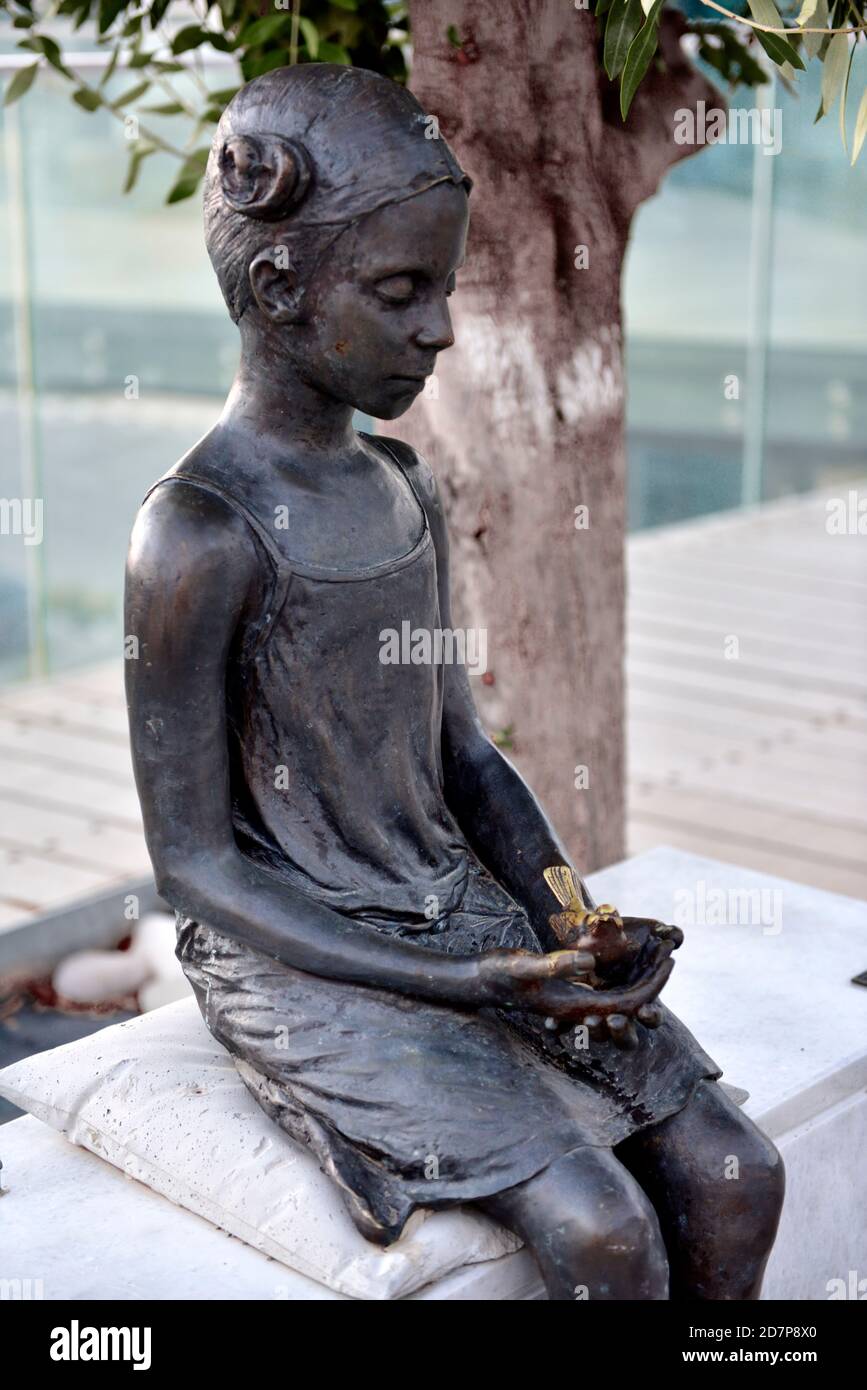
left=218, top=133, right=312, bottom=221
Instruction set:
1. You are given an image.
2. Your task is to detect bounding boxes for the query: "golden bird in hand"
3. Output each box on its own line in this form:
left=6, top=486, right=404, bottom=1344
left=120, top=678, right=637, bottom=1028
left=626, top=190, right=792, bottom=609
left=542, top=865, right=639, bottom=988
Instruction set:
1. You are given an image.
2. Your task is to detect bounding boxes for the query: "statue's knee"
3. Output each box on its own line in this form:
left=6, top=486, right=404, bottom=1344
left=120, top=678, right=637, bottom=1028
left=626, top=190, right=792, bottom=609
left=744, top=1137, right=785, bottom=1236
left=573, top=1196, right=669, bottom=1298
left=715, top=1127, right=785, bottom=1253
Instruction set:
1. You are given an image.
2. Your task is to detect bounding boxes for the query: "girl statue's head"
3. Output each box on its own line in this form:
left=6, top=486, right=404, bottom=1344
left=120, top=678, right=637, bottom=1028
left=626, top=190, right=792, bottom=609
left=204, top=63, right=471, bottom=419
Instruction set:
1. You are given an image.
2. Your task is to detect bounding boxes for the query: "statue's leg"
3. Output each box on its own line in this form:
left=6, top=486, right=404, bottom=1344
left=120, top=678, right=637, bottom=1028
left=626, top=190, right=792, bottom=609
left=616, top=1079, right=785, bottom=1301
left=475, top=1146, right=670, bottom=1301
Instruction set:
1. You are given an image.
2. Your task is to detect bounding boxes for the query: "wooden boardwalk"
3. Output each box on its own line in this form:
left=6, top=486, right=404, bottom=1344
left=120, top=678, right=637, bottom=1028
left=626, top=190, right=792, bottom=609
left=0, top=485, right=865, bottom=941
left=627, top=485, right=867, bottom=900
left=0, top=663, right=150, bottom=932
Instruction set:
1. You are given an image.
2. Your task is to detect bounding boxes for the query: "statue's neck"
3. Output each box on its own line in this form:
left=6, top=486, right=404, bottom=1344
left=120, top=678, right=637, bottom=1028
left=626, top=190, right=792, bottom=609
left=223, top=357, right=356, bottom=459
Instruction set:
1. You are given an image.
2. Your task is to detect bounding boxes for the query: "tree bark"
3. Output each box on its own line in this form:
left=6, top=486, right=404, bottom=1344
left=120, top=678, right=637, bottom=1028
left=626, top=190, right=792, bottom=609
left=396, top=0, right=717, bottom=872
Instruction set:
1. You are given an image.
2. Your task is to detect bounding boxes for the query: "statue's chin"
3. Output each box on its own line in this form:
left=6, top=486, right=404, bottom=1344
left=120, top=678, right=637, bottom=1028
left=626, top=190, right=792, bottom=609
left=353, top=374, right=428, bottom=421
left=358, top=391, right=420, bottom=421
left=370, top=400, right=415, bottom=421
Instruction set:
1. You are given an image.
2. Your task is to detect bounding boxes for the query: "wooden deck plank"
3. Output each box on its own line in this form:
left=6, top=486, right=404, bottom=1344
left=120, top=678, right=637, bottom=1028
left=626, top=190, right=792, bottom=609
left=629, top=755, right=867, bottom=824
left=0, top=757, right=144, bottom=826
left=628, top=618, right=867, bottom=676
left=630, top=555, right=867, bottom=598
left=0, top=699, right=132, bottom=743
left=629, top=662, right=867, bottom=727
left=0, top=718, right=135, bottom=779
left=0, top=849, right=115, bottom=914
left=0, top=791, right=150, bottom=874
left=628, top=722, right=867, bottom=783
left=627, top=574, right=867, bottom=625
left=629, top=784, right=866, bottom=874
left=628, top=637, right=867, bottom=701
left=626, top=820, right=867, bottom=902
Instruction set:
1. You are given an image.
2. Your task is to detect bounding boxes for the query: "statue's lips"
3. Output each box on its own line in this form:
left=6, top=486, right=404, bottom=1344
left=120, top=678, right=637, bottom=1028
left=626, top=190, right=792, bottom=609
left=387, top=375, right=428, bottom=391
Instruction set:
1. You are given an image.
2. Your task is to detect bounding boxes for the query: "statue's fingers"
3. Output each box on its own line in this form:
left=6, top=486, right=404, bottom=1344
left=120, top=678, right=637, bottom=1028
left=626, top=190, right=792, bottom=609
left=607, top=1015, right=638, bottom=1049
left=636, top=1003, right=662, bottom=1029
left=629, top=933, right=664, bottom=981
left=590, top=957, right=675, bottom=1016
left=583, top=1013, right=605, bottom=1041
left=543, top=949, right=596, bottom=979
left=650, top=937, right=676, bottom=964
left=653, top=923, right=684, bottom=948
left=510, top=950, right=588, bottom=982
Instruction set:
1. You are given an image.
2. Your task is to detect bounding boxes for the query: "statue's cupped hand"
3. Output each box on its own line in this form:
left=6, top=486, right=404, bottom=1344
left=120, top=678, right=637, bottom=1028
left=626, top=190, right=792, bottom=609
left=474, top=941, right=677, bottom=1049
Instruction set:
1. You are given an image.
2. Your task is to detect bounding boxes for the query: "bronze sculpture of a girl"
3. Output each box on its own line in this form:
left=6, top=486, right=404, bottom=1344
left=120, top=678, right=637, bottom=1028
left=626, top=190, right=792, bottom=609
left=125, top=63, right=783, bottom=1300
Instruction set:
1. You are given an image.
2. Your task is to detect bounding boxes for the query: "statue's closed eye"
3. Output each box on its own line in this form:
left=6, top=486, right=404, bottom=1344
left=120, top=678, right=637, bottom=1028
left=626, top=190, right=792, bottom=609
left=375, top=274, right=416, bottom=305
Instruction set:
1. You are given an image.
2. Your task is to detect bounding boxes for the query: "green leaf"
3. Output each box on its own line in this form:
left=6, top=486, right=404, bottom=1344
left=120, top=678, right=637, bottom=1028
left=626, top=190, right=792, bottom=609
left=298, top=16, right=319, bottom=59
left=851, top=87, right=867, bottom=165
left=171, top=24, right=210, bottom=55
left=150, top=0, right=172, bottom=27
left=318, top=40, right=351, bottom=65
left=4, top=61, right=39, bottom=106
left=803, top=0, right=827, bottom=60
left=446, top=24, right=462, bottom=48
left=98, top=0, right=127, bottom=34
left=795, top=0, right=817, bottom=22
left=123, top=141, right=156, bottom=194
left=207, top=86, right=240, bottom=105
left=28, top=34, right=72, bottom=76
left=753, top=29, right=805, bottom=72
left=99, top=43, right=120, bottom=87
left=817, top=31, right=849, bottom=119
left=620, top=0, right=663, bottom=119
left=111, top=80, right=150, bottom=108
left=330, top=0, right=358, bottom=9
left=166, top=147, right=210, bottom=204
left=239, top=14, right=291, bottom=47
left=748, top=0, right=806, bottom=71
left=241, top=48, right=288, bottom=80
left=139, top=101, right=184, bottom=115
left=604, top=0, right=644, bottom=81
left=73, top=87, right=104, bottom=111
left=748, top=0, right=787, bottom=33
left=839, top=41, right=856, bottom=154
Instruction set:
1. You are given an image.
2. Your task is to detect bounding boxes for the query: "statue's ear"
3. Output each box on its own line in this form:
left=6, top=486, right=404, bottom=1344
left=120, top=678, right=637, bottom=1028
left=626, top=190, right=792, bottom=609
left=248, top=245, right=305, bottom=325
left=218, top=133, right=311, bottom=221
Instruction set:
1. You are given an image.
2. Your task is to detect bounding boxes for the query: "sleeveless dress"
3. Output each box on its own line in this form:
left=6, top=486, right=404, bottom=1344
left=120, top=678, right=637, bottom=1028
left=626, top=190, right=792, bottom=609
left=144, top=435, right=721, bottom=1246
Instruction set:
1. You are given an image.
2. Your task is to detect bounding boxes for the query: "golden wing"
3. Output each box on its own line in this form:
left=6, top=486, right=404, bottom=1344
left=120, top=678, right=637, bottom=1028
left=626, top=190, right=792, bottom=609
left=543, top=864, right=580, bottom=908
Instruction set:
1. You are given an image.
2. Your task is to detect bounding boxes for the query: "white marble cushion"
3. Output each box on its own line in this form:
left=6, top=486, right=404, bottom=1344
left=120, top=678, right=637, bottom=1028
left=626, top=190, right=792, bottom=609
left=0, top=998, right=519, bottom=1300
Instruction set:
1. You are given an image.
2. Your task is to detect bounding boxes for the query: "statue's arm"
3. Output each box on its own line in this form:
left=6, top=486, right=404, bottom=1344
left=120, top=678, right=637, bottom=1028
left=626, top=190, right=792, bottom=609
left=401, top=445, right=597, bottom=945
left=124, top=480, right=582, bottom=1011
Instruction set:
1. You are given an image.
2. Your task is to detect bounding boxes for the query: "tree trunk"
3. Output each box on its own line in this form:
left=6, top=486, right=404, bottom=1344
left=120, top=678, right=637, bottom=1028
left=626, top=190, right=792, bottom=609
left=397, top=0, right=716, bottom=872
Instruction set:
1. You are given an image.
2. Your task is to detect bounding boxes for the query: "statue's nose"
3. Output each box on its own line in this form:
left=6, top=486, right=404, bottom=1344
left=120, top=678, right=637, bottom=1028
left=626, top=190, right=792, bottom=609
left=415, top=302, right=455, bottom=351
